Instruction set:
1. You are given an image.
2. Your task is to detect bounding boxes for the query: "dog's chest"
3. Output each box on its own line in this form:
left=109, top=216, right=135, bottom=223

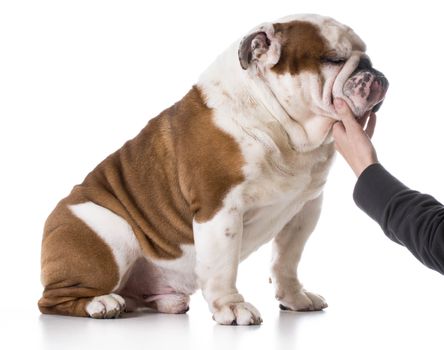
left=238, top=141, right=334, bottom=257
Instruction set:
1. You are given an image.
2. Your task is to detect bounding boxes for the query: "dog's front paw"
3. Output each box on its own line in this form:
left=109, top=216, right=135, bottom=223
left=278, top=290, right=328, bottom=312
left=213, top=302, right=263, bottom=326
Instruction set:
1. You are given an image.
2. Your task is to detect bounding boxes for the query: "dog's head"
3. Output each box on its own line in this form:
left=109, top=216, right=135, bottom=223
left=238, top=14, right=388, bottom=120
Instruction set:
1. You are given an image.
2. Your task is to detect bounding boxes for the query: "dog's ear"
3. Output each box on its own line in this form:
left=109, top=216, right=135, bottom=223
left=238, top=24, right=281, bottom=70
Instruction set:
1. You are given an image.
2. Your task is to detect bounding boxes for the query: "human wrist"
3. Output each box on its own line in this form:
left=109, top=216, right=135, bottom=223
left=354, top=159, right=378, bottom=177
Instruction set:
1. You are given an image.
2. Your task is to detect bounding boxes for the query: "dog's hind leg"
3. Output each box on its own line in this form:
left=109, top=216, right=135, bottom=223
left=38, top=201, right=141, bottom=318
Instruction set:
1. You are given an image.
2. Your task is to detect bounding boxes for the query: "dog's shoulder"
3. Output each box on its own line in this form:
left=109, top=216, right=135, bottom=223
left=162, top=86, right=246, bottom=223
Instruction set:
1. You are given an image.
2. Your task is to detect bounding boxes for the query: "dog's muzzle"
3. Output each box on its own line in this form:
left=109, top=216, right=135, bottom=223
left=343, top=58, right=389, bottom=116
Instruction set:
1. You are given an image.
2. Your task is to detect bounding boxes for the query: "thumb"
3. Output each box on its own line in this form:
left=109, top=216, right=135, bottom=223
left=332, top=121, right=346, bottom=143
left=334, top=98, right=359, bottom=129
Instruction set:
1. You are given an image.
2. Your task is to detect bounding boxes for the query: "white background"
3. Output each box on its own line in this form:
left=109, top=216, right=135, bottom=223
left=1, top=0, right=444, bottom=349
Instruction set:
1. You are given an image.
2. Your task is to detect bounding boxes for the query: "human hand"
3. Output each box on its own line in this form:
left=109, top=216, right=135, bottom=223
left=332, top=98, right=378, bottom=177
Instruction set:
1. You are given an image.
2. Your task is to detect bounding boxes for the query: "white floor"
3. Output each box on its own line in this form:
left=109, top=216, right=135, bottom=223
left=5, top=276, right=444, bottom=350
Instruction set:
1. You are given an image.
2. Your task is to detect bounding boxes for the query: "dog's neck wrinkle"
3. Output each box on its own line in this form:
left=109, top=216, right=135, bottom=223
left=247, top=69, right=326, bottom=153
left=252, top=72, right=309, bottom=150
left=197, top=41, right=325, bottom=153
left=255, top=70, right=338, bottom=151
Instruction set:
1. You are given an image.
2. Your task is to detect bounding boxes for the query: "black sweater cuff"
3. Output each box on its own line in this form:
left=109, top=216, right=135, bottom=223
left=353, top=163, right=408, bottom=224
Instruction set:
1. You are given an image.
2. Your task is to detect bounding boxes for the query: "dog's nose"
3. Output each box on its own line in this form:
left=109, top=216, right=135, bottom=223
left=357, top=56, right=372, bottom=71
left=354, top=57, right=388, bottom=89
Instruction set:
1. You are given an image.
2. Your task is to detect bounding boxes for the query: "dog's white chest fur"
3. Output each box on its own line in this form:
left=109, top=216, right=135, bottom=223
left=239, top=140, right=335, bottom=258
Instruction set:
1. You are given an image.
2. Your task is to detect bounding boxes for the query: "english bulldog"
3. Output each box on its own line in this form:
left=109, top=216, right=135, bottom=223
left=39, top=14, right=388, bottom=325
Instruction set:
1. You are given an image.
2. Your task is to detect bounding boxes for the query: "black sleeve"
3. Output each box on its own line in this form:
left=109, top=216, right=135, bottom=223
left=353, top=163, right=444, bottom=274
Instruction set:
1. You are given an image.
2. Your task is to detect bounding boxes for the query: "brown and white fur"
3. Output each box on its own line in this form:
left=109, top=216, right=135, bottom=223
left=39, top=14, right=388, bottom=325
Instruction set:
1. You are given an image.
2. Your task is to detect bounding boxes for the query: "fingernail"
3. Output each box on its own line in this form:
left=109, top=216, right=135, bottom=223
left=334, top=98, right=344, bottom=109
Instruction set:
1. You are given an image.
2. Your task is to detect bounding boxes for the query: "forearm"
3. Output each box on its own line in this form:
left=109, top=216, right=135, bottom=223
left=353, top=163, right=444, bottom=274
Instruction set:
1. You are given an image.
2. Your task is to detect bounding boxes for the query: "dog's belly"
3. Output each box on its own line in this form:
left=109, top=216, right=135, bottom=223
left=117, top=245, right=198, bottom=310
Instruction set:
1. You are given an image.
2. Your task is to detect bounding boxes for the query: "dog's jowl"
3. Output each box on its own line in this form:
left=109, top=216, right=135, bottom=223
left=39, top=14, right=388, bottom=325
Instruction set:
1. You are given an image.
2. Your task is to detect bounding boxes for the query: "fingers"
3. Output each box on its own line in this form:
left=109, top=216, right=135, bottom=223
left=365, top=113, right=377, bottom=139
left=358, top=111, right=371, bottom=128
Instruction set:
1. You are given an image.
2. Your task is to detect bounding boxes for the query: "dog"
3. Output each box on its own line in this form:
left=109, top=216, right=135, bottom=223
left=38, top=14, right=388, bottom=325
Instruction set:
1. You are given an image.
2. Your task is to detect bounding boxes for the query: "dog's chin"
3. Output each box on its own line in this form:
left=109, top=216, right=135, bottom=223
left=343, top=90, right=386, bottom=118
left=330, top=93, right=378, bottom=120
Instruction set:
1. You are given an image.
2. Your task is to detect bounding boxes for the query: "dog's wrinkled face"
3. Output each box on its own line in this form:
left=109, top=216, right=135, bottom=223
left=238, top=14, right=388, bottom=120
